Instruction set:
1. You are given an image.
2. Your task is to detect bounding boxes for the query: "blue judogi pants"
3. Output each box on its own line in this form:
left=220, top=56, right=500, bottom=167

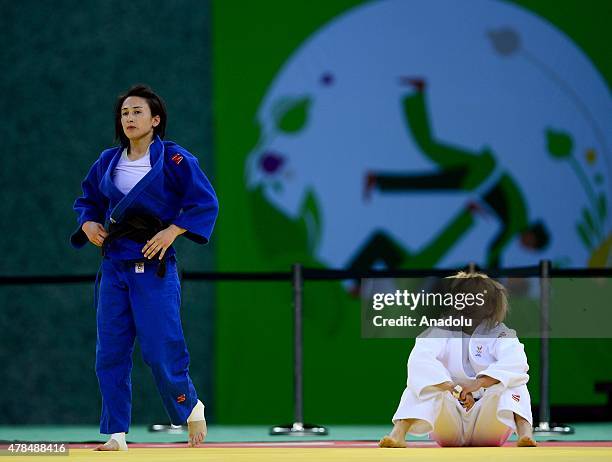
left=95, top=256, right=197, bottom=434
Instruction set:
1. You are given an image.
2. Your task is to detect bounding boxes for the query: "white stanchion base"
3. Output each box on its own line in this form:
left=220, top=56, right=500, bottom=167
left=534, top=421, right=574, bottom=435
left=148, top=424, right=185, bottom=433
left=270, top=422, right=328, bottom=436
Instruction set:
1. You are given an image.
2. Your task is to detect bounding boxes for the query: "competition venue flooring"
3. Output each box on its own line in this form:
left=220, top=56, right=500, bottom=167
left=1, top=424, right=611, bottom=461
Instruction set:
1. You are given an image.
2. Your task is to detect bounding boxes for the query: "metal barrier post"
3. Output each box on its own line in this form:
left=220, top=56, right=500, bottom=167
left=534, top=259, right=573, bottom=435
left=270, top=264, right=327, bottom=436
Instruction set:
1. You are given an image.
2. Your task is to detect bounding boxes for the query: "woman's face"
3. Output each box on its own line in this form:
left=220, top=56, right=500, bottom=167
left=120, top=96, right=160, bottom=142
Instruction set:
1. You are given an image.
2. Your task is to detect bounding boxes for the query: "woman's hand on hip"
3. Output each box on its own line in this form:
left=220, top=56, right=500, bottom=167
left=142, top=224, right=186, bottom=260
left=82, top=221, right=108, bottom=247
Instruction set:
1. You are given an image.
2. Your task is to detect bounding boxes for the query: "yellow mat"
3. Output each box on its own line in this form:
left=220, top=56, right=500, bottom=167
left=5, top=447, right=611, bottom=462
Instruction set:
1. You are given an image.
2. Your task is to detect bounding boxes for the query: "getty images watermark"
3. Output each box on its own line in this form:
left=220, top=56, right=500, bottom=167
left=371, top=288, right=487, bottom=328
left=359, top=276, right=500, bottom=338
left=361, top=275, right=612, bottom=339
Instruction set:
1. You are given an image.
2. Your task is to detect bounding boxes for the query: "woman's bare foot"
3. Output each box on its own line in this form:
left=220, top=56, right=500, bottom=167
left=378, top=419, right=414, bottom=448
left=188, top=419, right=207, bottom=447
left=517, top=435, right=537, bottom=447
left=94, top=438, right=127, bottom=451
left=187, top=400, right=207, bottom=447
left=379, top=435, right=407, bottom=448
left=514, top=413, right=537, bottom=447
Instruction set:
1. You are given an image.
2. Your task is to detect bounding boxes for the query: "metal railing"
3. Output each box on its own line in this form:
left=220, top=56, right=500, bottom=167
left=2, top=261, right=610, bottom=436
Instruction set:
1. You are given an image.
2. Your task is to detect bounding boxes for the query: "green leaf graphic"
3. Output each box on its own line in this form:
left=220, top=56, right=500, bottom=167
left=582, top=207, right=597, bottom=237
left=576, top=222, right=592, bottom=250
left=277, top=97, right=311, bottom=133
left=598, top=193, right=607, bottom=221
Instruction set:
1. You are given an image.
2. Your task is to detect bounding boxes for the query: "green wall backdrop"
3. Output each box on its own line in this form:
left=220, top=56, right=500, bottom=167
left=213, top=0, right=612, bottom=424
left=0, top=0, right=215, bottom=424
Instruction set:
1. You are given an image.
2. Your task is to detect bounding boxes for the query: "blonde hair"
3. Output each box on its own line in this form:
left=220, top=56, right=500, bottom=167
left=446, top=271, right=509, bottom=329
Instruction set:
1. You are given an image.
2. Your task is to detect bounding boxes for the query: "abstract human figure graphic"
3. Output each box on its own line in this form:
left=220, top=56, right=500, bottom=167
left=358, top=79, right=549, bottom=271
left=245, top=0, right=612, bottom=275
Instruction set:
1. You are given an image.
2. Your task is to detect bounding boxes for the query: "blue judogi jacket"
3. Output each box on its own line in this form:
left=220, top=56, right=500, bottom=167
left=70, top=136, right=218, bottom=260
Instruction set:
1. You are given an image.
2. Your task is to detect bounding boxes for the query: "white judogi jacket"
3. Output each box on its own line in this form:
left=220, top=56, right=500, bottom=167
left=394, top=322, right=533, bottom=436
left=409, top=323, right=529, bottom=399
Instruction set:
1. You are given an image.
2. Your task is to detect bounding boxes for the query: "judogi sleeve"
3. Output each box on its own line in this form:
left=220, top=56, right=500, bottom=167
left=70, top=160, right=108, bottom=248
left=172, top=156, right=219, bottom=244
left=407, top=334, right=452, bottom=400
left=477, top=335, right=529, bottom=389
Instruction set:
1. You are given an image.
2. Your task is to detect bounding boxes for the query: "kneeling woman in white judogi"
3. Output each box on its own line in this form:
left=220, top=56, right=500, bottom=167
left=380, top=272, right=537, bottom=448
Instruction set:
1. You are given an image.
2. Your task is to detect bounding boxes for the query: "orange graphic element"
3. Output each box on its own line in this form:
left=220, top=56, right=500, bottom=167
left=585, top=148, right=596, bottom=164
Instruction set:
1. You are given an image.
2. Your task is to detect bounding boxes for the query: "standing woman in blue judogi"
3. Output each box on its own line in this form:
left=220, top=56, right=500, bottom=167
left=70, top=84, right=218, bottom=451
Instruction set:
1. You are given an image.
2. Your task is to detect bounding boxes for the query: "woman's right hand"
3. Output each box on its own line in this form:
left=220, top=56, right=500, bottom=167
left=82, top=221, right=108, bottom=247
left=460, top=392, right=475, bottom=411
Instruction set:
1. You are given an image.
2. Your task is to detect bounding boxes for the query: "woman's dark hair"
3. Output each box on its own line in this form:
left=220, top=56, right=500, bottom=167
left=114, top=84, right=167, bottom=146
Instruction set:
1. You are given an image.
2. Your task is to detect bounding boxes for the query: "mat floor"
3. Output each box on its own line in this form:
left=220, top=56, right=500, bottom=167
left=1, top=424, right=610, bottom=461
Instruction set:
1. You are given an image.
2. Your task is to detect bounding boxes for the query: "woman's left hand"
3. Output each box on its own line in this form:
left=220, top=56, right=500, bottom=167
left=454, top=379, right=482, bottom=400
left=142, top=225, right=186, bottom=260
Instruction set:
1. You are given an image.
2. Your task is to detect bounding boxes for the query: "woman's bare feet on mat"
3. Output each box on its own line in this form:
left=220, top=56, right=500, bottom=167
left=378, top=419, right=414, bottom=448
left=94, top=439, right=127, bottom=451
left=188, top=419, right=207, bottom=447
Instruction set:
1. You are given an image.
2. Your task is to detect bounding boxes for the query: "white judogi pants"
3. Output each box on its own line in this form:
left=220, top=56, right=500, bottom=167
left=392, top=384, right=532, bottom=447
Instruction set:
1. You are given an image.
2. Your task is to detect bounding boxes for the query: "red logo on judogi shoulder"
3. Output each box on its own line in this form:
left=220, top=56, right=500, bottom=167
left=176, top=394, right=186, bottom=403
left=512, top=394, right=521, bottom=402
left=171, top=154, right=184, bottom=165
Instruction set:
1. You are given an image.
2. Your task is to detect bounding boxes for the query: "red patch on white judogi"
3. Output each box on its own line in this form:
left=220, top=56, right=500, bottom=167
left=171, top=154, right=184, bottom=165
left=512, top=394, right=521, bottom=402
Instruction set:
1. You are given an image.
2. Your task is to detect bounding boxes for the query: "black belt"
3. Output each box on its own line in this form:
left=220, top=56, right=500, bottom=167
left=102, top=214, right=168, bottom=277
